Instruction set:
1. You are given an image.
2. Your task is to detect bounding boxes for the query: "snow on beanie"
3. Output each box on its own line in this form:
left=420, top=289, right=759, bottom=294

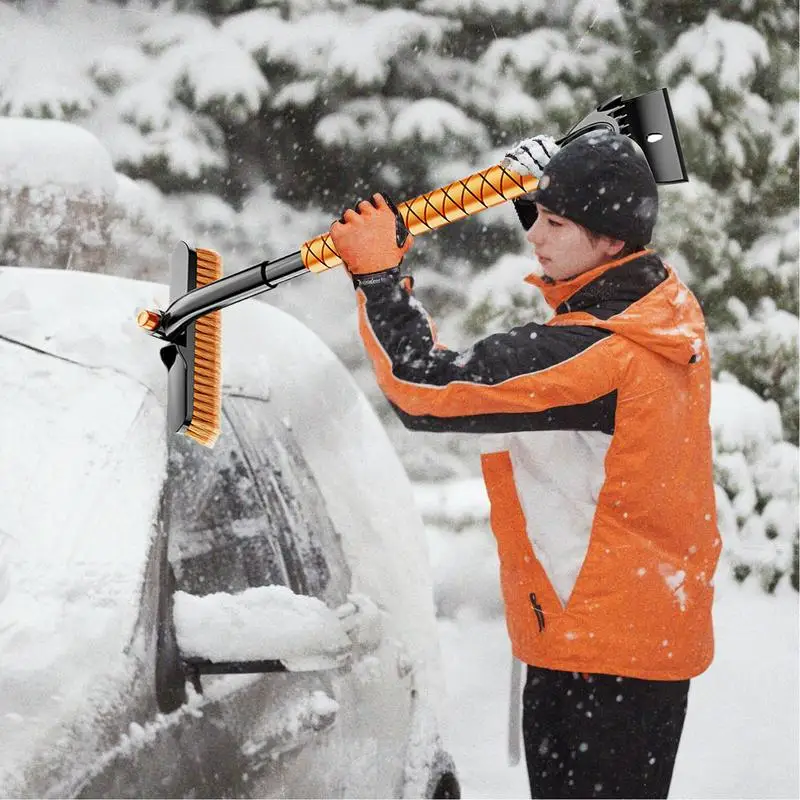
left=533, top=130, right=659, bottom=246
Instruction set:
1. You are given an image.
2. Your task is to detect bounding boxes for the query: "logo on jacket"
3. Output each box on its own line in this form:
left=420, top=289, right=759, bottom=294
left=529, top=592, right=545, bottom=633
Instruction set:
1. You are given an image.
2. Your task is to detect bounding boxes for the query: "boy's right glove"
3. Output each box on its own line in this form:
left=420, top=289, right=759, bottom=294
left=502, top=134, right=560, bottom=178
left=329, top=192, right=413, bottom=282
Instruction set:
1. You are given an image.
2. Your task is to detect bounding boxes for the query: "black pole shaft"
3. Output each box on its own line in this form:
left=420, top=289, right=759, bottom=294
left=160, top=251, right=308, bottom=339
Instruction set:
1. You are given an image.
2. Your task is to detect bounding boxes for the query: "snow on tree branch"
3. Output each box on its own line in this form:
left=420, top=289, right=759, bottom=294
left=658, top=12, right=770, bottom=92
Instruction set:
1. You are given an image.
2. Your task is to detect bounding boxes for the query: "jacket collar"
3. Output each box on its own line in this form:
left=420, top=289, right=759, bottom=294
left=524, top=249, right=653, bottom=311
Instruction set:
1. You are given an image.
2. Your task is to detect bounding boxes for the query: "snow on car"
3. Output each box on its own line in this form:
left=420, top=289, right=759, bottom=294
left=0, top=266, right=459, bottom=799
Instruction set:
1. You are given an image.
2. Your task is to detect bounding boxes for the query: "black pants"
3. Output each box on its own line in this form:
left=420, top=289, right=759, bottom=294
left=522, top=665, right=689, bottom=799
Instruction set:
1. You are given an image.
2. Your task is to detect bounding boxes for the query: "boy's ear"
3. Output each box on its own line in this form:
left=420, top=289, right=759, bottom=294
left=608, top=238, right=626, bottom=257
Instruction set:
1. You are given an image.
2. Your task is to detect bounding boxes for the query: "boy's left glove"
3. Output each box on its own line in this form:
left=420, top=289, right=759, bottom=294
left=329, top=192, right=413, bottom=281
left=502, top=134, right=560, bottom=178
left=502, top=134, right=560, bottom=231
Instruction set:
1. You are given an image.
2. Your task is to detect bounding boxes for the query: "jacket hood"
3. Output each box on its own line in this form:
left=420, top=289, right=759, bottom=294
left=525, top=251, right=705, bottom=366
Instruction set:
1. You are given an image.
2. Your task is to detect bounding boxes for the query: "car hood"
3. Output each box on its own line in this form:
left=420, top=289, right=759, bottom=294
left=0, top=336, right=166, bottom=793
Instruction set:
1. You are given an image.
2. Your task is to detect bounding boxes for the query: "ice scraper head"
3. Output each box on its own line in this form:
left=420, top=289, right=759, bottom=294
left=557, top=88, right=688, bottom=185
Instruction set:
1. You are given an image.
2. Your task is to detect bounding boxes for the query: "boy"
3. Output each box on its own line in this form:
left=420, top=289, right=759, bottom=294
left=329, top=131, right=721, bottom=799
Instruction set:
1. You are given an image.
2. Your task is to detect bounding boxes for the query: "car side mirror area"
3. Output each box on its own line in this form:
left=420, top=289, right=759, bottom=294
left=172, top=586, right=384, bottom=695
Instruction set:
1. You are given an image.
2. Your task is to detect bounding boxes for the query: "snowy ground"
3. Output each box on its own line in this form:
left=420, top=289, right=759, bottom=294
left=432, top=543, right=799, bottom=799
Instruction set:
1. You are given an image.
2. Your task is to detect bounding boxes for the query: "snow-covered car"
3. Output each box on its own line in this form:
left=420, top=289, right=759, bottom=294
left=0, top=266, right=460, bottom=799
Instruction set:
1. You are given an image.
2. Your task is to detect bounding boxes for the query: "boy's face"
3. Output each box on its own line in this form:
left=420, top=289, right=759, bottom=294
left=526, top=204, right=625, bottom=281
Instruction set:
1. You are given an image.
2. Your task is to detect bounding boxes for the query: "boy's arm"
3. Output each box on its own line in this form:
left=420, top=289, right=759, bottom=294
left=329, top=191, right=618, bottom=433
left=355, top=277, right=619, bottom=433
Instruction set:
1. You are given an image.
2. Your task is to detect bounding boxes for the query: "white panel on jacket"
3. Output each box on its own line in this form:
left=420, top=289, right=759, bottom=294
left=507, top=430, right=612, bottom=607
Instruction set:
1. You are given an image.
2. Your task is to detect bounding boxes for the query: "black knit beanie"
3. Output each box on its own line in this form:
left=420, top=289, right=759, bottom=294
left=533, top=130, right=659, bottom=246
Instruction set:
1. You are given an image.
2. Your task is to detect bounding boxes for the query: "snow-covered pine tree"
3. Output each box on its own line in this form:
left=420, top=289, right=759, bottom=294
left=712, top=374, right=799, bottom=593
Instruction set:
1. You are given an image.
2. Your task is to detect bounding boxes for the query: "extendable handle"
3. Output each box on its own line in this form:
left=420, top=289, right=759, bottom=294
left=301, top=164, right=539, bottom=272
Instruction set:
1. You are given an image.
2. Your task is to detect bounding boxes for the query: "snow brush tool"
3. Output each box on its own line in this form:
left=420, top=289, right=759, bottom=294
left=137, top=246, right=222, bottom=446
left=138, top=87, right=687, bottom=448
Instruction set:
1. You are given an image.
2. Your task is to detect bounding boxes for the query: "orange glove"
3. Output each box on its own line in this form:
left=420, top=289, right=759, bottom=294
left=329, top=193, right=413, bottom=277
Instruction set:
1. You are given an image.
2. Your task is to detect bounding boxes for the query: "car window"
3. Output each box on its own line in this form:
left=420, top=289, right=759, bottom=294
left=162, top=394, right=351, bottom=608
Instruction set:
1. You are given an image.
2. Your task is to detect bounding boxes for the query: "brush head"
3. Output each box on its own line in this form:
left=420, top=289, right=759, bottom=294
left=157, top=243, right=223, bottom=448
left=185, top=247, right=222, bottom=447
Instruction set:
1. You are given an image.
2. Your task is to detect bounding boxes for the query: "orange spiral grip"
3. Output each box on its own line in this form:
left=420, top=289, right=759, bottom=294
left=300, top=164, right=539, bottom=272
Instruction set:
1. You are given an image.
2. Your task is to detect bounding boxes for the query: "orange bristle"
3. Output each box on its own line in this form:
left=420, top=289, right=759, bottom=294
left=186, top=247, right=222, bottom=447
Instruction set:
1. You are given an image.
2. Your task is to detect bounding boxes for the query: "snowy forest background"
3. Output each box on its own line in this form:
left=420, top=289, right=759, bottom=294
left=0, top=0, right=797, bottom=598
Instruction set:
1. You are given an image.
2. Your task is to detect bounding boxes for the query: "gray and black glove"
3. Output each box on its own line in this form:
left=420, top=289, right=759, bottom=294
left=502, top=135, right=560, bottom=231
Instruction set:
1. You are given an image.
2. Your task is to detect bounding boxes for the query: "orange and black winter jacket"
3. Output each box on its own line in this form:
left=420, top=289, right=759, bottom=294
left=356, top=250, right=722, bottom=680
